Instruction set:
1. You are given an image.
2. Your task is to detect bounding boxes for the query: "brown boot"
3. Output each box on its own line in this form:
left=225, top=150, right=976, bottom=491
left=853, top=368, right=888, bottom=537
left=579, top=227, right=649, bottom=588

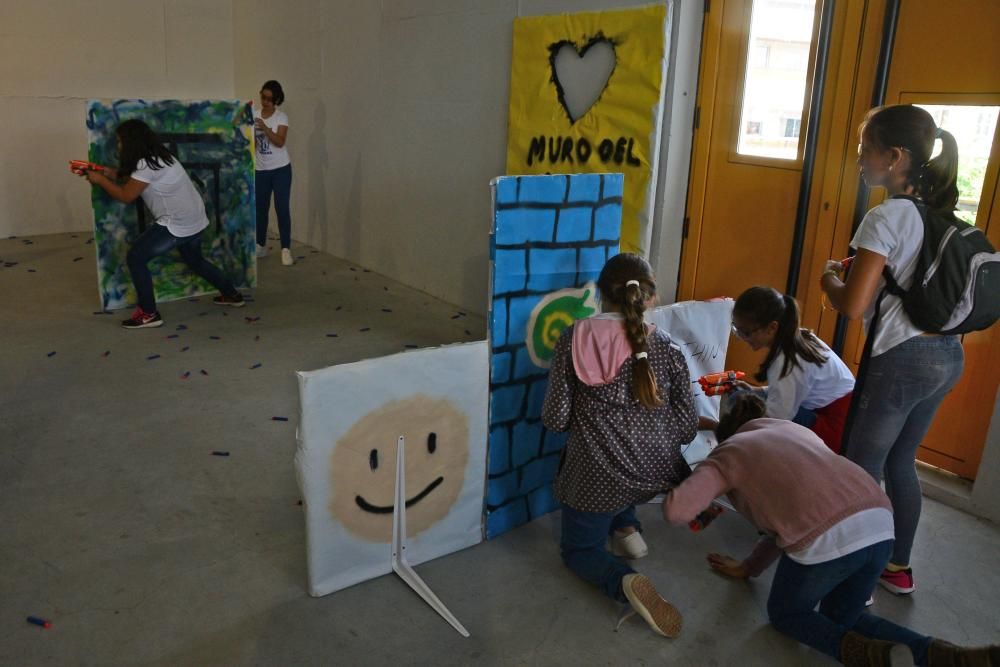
left=928, top=639, right=1000, bottom=666
left=840, top=630, right=914, bottom=666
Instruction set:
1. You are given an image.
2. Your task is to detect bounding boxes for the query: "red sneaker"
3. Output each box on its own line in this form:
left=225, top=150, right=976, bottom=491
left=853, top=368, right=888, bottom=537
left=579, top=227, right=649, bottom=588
left=878, top=567, right=915, bottom=595
left=122, top=307, right=163, bottom=329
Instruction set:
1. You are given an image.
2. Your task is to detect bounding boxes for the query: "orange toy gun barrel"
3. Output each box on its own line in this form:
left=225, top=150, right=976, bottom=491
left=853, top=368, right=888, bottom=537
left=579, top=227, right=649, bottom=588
left=69, top=160, right=107, bottom=175
left=697, top=370, right=745, bottom=396
left=689, top=503, right=724, bottom=532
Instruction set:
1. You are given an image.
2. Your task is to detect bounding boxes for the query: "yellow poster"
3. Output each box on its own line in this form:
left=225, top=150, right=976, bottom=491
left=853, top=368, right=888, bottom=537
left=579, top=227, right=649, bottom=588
left=505, top=4, right=667, bottom=255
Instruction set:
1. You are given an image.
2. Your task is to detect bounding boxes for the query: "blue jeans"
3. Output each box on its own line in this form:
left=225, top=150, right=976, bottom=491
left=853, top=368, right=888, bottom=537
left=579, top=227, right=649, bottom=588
left=256, top=164, right=292, bottom=248
left=768, top=540, right=932, bottom=664
left=844, top=335, right=964, bottom=564
left=560, top=504, right=640, bottom=602
left=127, top=224, right=238, bottom=314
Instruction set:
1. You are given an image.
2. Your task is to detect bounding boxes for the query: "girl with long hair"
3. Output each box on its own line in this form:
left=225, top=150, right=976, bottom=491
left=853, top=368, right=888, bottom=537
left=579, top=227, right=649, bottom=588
left=542, top=252, right=698, bottom=638
left=820, top=105, right=965, bottom=595
left=83, top=119, right=244, bottom=328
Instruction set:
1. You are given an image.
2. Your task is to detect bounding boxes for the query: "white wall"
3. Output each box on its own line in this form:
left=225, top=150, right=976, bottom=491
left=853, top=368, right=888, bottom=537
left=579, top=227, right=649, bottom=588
left=0, top=0, right=235, bottom=238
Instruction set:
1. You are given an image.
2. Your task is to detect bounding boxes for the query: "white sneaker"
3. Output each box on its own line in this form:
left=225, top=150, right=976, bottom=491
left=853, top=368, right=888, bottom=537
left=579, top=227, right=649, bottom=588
left=611, top=531, right=649, bottom=559
left=256, top=244, right=268, bottom=258
left=281, top=248, right=294, bottom=266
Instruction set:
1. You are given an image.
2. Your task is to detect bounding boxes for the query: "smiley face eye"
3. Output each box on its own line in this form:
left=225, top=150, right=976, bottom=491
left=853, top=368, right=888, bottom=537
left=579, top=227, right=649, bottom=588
left=427, top=433, right=437, bottom=454
left=369, top=449, right=379, bottom=471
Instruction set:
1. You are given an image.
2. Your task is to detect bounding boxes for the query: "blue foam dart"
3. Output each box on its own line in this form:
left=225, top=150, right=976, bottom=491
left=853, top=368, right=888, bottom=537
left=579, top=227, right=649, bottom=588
left=212, top=451, right=230, bottom=457
left=250, top=363, right=262, bottom=369
left=271, top=416, right=288, bottom=422
left=46, top=351, right=56, bottom=357
left=147, top=354, right=160, bottom=360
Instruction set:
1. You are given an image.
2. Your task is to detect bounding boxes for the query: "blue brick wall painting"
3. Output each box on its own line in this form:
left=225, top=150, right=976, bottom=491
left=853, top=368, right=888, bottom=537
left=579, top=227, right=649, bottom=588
left=486, top=173, right=623, bottom=539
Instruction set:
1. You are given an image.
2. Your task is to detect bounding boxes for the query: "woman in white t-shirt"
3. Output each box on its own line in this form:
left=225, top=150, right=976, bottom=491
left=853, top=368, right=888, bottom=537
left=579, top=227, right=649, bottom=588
left=820, top=105, right=965, bottom=597
left=84, top=119, right=245, bottom=329
left=253, top=80, right=293, bottom=266
left=725, top=286, right=855, bottom=453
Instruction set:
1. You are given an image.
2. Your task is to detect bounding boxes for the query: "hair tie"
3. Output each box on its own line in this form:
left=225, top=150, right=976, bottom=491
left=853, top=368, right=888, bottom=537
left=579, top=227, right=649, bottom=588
left=934, top=127, right=943, bottom=139
left=625, top=280, right=640, bottom=289
left=634, top=352, right=648, bottom=360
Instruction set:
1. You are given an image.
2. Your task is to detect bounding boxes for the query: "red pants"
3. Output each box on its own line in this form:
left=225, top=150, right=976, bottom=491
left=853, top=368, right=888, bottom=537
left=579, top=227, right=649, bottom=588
left=811, top=392, right=853, bottom=454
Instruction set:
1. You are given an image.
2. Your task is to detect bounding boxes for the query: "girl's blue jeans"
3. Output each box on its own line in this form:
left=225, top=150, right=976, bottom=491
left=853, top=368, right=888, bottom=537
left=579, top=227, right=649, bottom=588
left=844, top=335, right=964, bottom=565
left=255, top=164, right=292, bottom=248
left=560, top=504, right=640, bottom=603
left=127, top=224, right=238, bottom=314
left=768, top=539, right=932, bottom=664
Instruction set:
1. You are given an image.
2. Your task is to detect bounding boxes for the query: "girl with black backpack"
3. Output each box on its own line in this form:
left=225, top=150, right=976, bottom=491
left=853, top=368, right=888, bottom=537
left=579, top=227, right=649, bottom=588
left=819, top=104, right=965, bottom=597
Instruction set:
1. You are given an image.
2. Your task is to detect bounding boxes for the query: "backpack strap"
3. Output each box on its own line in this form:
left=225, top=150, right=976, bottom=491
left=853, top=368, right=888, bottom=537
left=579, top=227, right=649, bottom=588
left=839, top=287, right=888, bottom=456
left=880, top=194, right=927, bottom=298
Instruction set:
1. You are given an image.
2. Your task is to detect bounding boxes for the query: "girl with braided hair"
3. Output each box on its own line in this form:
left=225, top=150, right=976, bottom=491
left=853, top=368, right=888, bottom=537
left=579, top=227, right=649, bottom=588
left=542, top=252, right=698, bottom=639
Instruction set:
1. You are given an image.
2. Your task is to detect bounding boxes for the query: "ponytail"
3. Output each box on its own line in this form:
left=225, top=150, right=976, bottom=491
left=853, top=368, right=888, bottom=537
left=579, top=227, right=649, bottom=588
left=621, top=280, right=664, bottom=409
left=861, top=105, right=960, bottom=212
left=716, top=392, right=766, bottom=443
left=734, top=287, right=826, bottom=382
left=917, top=128, right=960, bottom=212
left=597, top=253, right=663, bottom=409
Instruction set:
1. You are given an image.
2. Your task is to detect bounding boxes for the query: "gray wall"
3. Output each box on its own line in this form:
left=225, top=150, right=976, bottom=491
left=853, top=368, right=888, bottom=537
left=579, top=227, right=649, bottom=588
left=0, top=0, right=234, bottom=238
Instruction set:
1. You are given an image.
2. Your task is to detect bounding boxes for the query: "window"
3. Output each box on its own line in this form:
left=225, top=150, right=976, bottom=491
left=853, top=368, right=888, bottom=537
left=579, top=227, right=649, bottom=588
left=916, top=104, right=1000, bottom=225
left=736, top=0, right=816, bottom=159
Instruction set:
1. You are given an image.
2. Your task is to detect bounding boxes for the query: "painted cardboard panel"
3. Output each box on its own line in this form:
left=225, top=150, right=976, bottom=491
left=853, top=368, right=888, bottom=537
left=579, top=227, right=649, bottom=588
left=505, top=4, right=668, bottom=256
left=486, top=173, right=622, bottom=538
left=295, top=341, right=488, bottom=596
left=86, top=99, right=256, bottom=310
left=645, top=298, right=735, bottom=465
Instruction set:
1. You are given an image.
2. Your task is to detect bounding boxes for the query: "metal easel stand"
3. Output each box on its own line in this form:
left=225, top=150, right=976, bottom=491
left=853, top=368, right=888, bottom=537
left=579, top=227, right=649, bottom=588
left=390, top=435, right=470, bottom=638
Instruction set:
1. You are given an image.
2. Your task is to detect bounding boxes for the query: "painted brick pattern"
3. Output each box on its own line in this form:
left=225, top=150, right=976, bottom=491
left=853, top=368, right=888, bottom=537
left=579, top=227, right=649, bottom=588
left=486, top=173, right=622, bottom=538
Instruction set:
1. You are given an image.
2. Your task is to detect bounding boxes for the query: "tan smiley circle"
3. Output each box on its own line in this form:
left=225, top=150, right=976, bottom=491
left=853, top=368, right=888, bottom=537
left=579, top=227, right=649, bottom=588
left=329, top=395, right=470, bottom=543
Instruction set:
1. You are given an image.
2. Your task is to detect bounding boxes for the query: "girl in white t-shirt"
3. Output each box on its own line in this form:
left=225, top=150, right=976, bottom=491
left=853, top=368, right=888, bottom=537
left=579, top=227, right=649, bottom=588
left=726, top=286, right=854, bottom=453
left=820, top=105, right=965, bottom=597
left=84, top=119, right=245, bottom=329
left=253, top=80, right=294, bottom=266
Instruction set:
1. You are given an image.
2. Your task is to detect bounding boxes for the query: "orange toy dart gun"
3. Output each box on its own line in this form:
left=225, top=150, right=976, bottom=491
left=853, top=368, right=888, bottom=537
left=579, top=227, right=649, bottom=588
left=689, top=503, right=724, bottom=532
left=697, top=370, right=746, bottom=397
left=69, top=160, right=107, bottom=175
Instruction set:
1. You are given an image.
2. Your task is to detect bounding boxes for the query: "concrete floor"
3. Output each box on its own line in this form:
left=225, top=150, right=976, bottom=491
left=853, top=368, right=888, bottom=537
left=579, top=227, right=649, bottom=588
left=1, top=233, right=998, bottom=666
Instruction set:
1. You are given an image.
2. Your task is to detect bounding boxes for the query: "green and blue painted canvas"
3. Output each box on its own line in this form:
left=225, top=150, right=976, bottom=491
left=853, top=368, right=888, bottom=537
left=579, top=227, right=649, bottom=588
left=87, top=99, right=256, bottom=310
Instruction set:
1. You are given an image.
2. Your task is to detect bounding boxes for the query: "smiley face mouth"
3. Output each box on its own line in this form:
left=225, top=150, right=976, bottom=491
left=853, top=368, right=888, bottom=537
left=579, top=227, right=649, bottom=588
left=355, top=476, right=444, bottom=514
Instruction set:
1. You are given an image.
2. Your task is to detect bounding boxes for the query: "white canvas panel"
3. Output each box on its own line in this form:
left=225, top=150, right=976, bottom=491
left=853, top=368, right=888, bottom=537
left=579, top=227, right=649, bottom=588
left=645, top=299, right=735, bottom=465
left=296, top=341, right=488, bottom=597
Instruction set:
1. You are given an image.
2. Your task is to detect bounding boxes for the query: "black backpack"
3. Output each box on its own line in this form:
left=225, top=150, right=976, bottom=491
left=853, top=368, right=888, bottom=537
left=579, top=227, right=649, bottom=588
left=883, top=195, right=1000, bottom=335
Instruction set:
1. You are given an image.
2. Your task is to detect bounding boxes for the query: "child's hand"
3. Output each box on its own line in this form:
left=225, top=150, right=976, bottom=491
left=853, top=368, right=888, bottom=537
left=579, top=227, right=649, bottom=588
left=85, top=170, right=104, bottom=184
left=254, top=118, right=267, bottom=131
left=707, top=553, right=749, bottom=579
left=698, top=416, right=719, bottom=431
left=731, top=379, right=754, bottom=392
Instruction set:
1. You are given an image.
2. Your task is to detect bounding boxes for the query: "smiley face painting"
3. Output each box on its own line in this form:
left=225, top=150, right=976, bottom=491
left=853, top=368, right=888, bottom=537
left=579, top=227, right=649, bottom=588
left=329, top=395, right=470, bottom=543
left=296, top=341, right=487, bottom=597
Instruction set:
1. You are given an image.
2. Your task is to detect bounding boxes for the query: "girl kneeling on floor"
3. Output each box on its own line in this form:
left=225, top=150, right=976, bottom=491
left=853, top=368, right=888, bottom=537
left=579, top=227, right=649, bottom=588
left=542, top=252, right=698, bottom=639
left=724, top=286, right=854, bottom=453
left=664, top=392, right=998, bottom=666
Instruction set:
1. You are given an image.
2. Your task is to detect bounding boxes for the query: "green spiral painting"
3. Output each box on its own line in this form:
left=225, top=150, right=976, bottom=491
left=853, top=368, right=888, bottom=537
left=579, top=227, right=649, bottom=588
left=526, top=284, right=599, bottom=367
left=87, top=99, right=256, bottom=310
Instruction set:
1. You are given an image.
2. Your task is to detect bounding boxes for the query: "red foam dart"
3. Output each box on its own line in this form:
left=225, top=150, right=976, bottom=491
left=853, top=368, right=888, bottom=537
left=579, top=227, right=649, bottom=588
left=841, top=256, right=855, bottom=269
left=27, top=616, right=51, bottom=628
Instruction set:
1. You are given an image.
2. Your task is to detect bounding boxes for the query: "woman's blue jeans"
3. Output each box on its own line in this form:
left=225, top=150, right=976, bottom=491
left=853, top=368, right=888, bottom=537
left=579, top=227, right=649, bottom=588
left=255, top=164, right=292, bottom=248
left=768, top=539, right=932, bottom=664
left=844, top=335, right=964, bottom=565
left=127, top=224, right=238, bottom=314
left=560, top=504, right=640, bottom=602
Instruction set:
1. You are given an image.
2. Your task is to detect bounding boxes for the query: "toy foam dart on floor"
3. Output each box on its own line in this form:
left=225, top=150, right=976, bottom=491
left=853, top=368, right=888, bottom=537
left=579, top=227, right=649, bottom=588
left=697, top=370, right=746, bottom=396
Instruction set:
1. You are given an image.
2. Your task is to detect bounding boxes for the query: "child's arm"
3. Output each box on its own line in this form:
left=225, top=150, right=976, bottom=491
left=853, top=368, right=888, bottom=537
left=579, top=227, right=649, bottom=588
left=662, top=464, right=728, bottom=525
left=706, top=535, right=780, bottom=580
left=85, top=171, right=147, bottom=204
left=541, top=328, right=575, bottom=432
